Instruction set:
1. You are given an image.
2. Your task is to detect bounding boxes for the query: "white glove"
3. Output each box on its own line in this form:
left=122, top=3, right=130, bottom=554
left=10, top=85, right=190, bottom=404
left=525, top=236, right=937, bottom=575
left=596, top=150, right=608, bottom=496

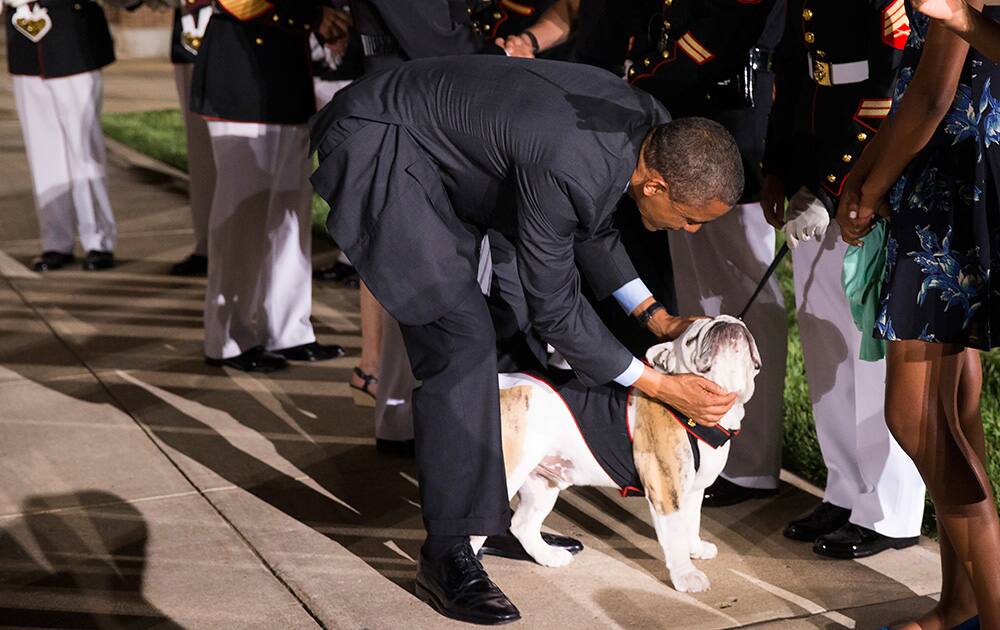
left=783, top=187, right=830, bottom=248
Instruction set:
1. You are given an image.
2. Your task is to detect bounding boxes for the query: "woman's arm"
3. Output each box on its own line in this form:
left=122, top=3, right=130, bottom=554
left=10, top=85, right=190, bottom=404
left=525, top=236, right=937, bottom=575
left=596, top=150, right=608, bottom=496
left=839, top=10, right=980, bottom=243
left=916, top=0, right=1000, bottom=63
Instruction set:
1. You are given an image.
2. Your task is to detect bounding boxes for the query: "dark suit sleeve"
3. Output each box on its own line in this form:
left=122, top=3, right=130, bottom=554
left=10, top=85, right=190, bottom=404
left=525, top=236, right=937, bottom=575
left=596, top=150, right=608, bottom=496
left=514, top=166, right=636, bottom=387
left=371, top=0, right=478, bottom=58
left=574, top=213, right=640, bottom=302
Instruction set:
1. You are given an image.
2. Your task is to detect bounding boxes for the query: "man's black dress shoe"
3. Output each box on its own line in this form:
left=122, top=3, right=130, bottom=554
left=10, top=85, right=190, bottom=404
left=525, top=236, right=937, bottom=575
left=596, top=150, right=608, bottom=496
left=205, top=346, right=289, bottom=373
left=703, top=477, right=778, bottom=507
left=313, top=261, right=359, bottom=286
left=31, top=251, right=74, bottom=271
left=479, top=530, right=583, bottom=562
left=170, top=254, right=207, bottom=276
left=82, top=250, right=114, bottom=271
left=271, top=341, right=345, bottom=362
left=813, top=523, right=918, bottom=559
left=783, top=502, right=851, bottom=542
left=416, top=543, right=521, bottom=625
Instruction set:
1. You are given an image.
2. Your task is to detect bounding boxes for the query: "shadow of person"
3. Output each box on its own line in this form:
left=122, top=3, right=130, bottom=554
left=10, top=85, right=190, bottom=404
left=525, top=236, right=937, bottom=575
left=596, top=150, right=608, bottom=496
left=0, top=491, right=183, bottom=629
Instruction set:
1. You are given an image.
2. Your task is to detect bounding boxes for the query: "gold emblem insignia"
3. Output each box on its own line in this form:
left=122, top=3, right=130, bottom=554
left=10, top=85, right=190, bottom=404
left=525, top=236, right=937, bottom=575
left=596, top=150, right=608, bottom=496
left=813, top=60, right=832, bottom=86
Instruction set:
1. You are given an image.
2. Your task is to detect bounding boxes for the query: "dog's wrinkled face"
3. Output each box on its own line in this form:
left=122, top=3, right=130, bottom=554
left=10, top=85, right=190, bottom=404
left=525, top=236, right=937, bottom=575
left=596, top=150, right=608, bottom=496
left=645, top=315, right=761, bottom=405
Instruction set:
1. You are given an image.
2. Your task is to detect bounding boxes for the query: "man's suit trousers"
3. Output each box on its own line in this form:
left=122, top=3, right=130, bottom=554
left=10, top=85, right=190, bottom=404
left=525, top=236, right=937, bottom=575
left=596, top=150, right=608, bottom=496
left=399, top=286, right=512, bottom=537
left=203, top=122, right=316, bottom=360
left=12, top=71, right=116, bottom=254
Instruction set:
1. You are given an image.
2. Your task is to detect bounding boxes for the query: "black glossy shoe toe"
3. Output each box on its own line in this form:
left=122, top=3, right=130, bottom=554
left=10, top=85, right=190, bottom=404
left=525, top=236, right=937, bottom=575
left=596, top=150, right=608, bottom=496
left=813, top=523, right=918, bottom=559
left=480, top=530, right=583, bottom=562
left=31, top=251, right=75, bottom=271
left=170, top=254, right=207, bottom=276
left=416, top=543, right=520, bottom=625
left=271, top=341, right=345, bottom=362
left=82, top=250, right=114, bottom=271
left=376, top=438, right=415, bottom=456
left=783, top=502, right=851, bottom=542
left=703, top=477, right=778, bottom=507
left=205, top=346, right=289, bottom=373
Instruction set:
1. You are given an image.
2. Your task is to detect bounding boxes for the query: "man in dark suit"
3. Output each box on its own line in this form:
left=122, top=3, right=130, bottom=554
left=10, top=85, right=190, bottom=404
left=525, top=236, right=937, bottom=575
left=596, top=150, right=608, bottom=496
left=311, top=55, right=744, bottom=625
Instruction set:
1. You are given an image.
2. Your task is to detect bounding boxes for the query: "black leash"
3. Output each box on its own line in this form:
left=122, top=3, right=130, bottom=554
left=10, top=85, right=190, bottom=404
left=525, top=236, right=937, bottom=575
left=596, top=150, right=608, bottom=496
left=737, top=242, right=790, bottom=320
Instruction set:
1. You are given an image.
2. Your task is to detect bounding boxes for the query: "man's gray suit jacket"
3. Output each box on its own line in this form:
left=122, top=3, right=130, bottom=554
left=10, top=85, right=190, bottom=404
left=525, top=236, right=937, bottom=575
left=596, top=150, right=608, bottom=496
left=310, top=56, right=670, bottom=386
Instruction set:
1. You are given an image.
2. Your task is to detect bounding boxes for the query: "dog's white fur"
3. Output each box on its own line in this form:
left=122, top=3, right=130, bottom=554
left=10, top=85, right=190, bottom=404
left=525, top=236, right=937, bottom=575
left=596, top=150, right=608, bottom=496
left=476, top=315, right=761, bottom=592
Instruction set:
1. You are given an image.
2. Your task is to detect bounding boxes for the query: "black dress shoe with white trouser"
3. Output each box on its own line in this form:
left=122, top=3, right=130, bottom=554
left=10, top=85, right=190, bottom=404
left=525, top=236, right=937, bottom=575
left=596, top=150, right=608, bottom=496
left=703, top=477, right=778, bottom=507
left=783, top=502, right=851, bottom=542
left=31, top=251, right=75, bottom=271
left=82, top=250, right=114, bottom=271
left=813, top=523, right=919, bottom=559
left=416, top=542, right=521, bottom=625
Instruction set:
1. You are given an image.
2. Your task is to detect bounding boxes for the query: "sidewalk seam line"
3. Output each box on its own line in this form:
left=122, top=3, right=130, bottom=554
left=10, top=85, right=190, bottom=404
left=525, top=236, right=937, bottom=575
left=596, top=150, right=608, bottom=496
left=0, top=270, right=327, bottom=630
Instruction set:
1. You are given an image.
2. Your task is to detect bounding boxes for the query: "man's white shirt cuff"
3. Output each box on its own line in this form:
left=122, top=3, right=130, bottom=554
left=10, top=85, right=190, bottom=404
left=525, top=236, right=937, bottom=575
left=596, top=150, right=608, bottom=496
left=612, top=278, right=653, bottom=314
left=614, top=357, right=645, bottom=387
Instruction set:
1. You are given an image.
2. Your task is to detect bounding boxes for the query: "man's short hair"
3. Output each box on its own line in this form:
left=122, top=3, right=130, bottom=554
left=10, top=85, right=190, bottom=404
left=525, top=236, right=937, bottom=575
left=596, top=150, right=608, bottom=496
left=642, top=117, right=744, bottom=207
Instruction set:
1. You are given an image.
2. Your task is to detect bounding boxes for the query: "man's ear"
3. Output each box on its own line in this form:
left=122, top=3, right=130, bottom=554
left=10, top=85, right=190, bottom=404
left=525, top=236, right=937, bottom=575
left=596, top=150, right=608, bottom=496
left=645, top=342, right=677, bottom=374
left=642, top=176, right=669, bottom=199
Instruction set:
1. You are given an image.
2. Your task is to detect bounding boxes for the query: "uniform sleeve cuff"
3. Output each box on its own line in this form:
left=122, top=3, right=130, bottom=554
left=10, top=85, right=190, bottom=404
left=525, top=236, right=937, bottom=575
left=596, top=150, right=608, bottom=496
left=613, top=357, right=645, bottom=387
left=611, top=278, right=652, bottom=315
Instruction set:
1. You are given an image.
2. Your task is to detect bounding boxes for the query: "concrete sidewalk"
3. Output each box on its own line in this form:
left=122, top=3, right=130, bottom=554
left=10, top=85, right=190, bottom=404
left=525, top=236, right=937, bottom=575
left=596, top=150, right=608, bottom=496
left=0, top=58, right=942, bottom=629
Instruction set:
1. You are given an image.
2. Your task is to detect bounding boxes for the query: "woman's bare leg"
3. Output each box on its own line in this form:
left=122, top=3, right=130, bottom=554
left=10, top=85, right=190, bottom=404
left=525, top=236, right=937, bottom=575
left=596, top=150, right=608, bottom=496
left=351, top=282, right=382, bottom=397
left=884, top=341, right=1000, bottom=629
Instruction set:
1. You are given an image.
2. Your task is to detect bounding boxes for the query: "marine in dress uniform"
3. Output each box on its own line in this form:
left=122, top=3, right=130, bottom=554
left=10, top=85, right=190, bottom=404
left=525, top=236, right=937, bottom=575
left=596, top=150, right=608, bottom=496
left=310, top=56, right=742, bottom=624
left=5, top=0, right=117, bottom=271
left=189, top=0, right=344, bottom=371
left=169, top=0, right=215, bottom=276
left=762, top=0, right=925, bottom=557
left=627, top=0, right=791, bottom=502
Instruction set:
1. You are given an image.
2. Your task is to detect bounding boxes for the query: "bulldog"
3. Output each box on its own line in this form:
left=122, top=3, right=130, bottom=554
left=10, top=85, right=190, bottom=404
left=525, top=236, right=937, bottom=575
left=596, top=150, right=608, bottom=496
left=480, top=315, right=760, bottom=593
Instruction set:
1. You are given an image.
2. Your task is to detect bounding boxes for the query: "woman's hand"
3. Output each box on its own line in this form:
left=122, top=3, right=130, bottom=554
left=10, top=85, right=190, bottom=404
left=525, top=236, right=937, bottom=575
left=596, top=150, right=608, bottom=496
left=633, top=367, right=737, bottom=427
left=836, top=168, right=890, bottom=246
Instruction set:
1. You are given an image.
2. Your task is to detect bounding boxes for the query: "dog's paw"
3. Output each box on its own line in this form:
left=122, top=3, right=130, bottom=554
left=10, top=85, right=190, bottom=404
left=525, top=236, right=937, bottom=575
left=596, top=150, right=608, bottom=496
left=670, top=568, right=711, bottom=593
left=690, top=540, right=717, bottom=560
left=533, top=546, right=575, bottom=568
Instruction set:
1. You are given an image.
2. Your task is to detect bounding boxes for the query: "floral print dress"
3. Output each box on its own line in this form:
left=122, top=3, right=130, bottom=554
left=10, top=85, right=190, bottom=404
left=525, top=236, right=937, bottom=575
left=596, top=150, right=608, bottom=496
left=876, top=10, right=1000, bottom=350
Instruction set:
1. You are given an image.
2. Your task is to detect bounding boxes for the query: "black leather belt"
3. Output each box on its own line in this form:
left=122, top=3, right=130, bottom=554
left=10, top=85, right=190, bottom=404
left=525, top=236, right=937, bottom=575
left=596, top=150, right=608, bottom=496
left=360, top=32, right=399, bottom=57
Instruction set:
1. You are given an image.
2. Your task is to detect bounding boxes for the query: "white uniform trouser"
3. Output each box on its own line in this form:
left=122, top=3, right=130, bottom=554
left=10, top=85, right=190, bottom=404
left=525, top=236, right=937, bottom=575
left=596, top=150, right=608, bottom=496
left=669, top=203, right=788, bottom=489
left=204, top=122, right=315, bottom=359
left=12, top=71, right=116, bottom=253
left=173, top=64, right=216, bottom=257
left=792, top=224, right=925, bottom=537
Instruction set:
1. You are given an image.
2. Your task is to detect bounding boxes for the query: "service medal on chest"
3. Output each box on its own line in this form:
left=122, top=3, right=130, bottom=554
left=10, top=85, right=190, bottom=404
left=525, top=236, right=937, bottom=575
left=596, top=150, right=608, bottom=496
left=11, top=4, right=51, bottom=43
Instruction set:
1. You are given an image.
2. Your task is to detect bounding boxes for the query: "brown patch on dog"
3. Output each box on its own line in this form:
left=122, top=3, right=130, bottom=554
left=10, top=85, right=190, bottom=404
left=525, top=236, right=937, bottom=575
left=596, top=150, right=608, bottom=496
left=536, top=455, right=574, bottom=488
left=500, top=385, right=532, bottom=476
left=632, top=393, right=695, bottom=515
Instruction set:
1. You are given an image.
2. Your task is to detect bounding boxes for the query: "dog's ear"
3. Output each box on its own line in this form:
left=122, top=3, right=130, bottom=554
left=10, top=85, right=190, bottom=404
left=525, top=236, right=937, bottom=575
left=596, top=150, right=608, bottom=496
left=645, top=342, right=677, bottom=374
left=740, top=325, right=762, bottom=371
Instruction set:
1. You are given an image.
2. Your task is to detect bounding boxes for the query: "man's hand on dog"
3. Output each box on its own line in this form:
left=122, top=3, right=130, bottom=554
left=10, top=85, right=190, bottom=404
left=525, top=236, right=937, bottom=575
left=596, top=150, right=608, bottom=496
left=635, top=297, right=706, bottom=340
left=634, top=367, right=737, bottom=427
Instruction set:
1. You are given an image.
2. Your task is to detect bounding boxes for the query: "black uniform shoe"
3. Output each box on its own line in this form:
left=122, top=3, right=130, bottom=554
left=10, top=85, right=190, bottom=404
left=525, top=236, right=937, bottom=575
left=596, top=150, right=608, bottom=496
left=416, top=543, right=521, bottom=625
left=170, top=254, right=207, bottom=276
left=31, top=251, right=75, bottom=271
left=313, top=261, right=359, bottom=285
left=376, top=438, right=415, bottom=456
left=813, top=523, right=919, bottom=559
left=205, top=346, right=289, bottom=373
left=703, top=477, right=778, bottom=507
left=271, top=341, right=345, bottom=362
left=82, top=250, right=114, bottom=271
left=783, top=502, right=851, bottom=542
left=479, top=530, right=584, bottom=563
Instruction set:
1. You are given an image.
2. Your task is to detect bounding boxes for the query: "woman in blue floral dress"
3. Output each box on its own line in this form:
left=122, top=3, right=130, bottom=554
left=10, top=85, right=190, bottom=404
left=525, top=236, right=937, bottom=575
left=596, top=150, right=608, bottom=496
left=837, top=4, right=1000, bottom=629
